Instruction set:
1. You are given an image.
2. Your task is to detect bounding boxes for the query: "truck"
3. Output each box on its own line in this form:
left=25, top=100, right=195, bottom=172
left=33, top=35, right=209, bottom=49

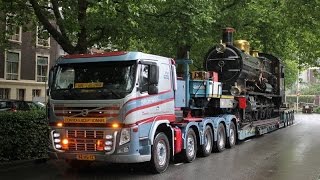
left=47, top=28, right=294, bottom=173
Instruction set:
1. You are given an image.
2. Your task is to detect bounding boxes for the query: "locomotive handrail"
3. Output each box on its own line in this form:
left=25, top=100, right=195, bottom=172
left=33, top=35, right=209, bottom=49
left=207, top=57, right=239, bottom=61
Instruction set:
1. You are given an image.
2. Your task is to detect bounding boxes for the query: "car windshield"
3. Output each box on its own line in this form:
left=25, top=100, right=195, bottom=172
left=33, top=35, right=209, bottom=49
left=50, top=61, right=137, bottom=100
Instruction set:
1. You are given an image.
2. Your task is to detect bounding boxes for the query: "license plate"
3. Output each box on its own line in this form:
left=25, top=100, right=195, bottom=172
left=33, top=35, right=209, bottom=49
left=76, top=154, right=96, bottom=161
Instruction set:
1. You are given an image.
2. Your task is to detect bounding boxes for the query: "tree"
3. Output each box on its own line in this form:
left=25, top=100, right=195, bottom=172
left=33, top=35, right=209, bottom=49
left=2, top=0, right=320, bottom=88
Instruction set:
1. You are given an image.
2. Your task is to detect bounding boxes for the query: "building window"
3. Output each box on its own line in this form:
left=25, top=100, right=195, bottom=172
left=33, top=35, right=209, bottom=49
left=6, top=15, right=22, bottom=42
left=8, top=26, right=22, bottom=42
left=36, top=26, right=50, bottom=47
left=37, top=55, right=48, bottom=82
left=0, top=88, right=10, bottom=99
left=32, top=89, right=41, bottom=97
left=17, top=89, right=25, bottom=100
left=6, top=51, right=20, bottom=80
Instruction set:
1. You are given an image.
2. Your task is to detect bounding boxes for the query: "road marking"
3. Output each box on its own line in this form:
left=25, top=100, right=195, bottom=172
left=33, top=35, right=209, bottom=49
left=174, top=163, right=184, bottom=166
left=244, top=139, right=252, bottom=143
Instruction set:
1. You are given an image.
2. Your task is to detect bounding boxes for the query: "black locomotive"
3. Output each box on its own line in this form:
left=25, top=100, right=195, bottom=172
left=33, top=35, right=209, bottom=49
left=204, top=28, right=285, bottom=122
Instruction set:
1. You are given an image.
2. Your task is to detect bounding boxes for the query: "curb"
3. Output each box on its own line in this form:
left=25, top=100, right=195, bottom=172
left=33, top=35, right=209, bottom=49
left=0, top=158, right=48, bottom=172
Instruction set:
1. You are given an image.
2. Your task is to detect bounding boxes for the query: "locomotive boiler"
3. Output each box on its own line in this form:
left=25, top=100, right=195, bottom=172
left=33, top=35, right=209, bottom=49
left=204, top=28, right=285, bottom=121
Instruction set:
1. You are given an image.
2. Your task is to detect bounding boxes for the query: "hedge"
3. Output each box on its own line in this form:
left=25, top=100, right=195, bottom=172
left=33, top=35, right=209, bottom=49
left=286, top=95, right=315, bottom=104
left=0, top=110, right=49, bottom=161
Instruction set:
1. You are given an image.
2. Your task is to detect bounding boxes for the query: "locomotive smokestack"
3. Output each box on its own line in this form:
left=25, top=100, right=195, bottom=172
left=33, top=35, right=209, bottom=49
left=222, top=27, right=235, bottom=45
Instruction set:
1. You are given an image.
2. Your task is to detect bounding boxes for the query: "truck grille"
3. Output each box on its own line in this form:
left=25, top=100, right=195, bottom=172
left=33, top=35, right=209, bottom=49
left=66, top=130, right=104, bottom=152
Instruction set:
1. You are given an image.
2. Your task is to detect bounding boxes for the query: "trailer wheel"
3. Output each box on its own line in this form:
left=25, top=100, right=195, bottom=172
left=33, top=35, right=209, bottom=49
left=199, top=125, right=213, bottom=157
left=227, top=122, right=236, bottom=148
left=182, top=128, right=197, bottom=162
left=214, top=123, right=226, bottom=152
left=149, top=132, right=170, bottom=173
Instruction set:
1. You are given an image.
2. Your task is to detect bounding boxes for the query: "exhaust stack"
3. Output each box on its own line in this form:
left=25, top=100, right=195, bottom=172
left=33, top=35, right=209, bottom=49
left=222, top=27, right=235, bottom=45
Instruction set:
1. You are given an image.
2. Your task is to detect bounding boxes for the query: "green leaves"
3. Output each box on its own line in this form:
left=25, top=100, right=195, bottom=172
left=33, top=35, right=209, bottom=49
left=0, top=110, right=48, bottom=161
left=2, top=0, right=320, bottom=88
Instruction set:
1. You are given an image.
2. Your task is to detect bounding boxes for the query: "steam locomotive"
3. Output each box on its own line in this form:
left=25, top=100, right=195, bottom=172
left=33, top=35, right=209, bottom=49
left=204, top=28, right=285, bottom=122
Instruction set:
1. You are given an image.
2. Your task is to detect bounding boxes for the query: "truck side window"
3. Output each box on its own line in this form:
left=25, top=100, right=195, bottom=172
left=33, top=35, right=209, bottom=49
left=140, top=64, right=149, bottom=92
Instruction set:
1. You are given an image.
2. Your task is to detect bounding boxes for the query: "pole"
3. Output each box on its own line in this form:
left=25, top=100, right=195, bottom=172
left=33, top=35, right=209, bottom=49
left=296, top=68, right=299, bottom=112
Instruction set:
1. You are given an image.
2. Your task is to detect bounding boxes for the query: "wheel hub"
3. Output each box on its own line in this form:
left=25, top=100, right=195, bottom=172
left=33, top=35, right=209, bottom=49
left=157, top=140, right=167, bottom=166
left=187, top=136, right=195, bottom=157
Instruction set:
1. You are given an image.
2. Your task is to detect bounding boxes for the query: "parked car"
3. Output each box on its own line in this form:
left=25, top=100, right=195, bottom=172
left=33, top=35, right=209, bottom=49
left=302, top=103, right=314, bottom=114
left=0, top=99, right=45, bottom=112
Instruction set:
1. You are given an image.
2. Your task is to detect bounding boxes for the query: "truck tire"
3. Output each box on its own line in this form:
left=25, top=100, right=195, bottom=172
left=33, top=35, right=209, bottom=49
left=182, top=128, right=197, bottom=162
left=227, top=122, right=236, bottom=148
left=199, top=125, right=213, bottom=157
left=214, top=123, right=226, bottom=152
left=149, top=132, right=170, bottom=173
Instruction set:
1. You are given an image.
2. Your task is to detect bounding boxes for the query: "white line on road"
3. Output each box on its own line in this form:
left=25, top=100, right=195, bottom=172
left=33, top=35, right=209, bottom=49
left=174, top=163, right=184, bottom=166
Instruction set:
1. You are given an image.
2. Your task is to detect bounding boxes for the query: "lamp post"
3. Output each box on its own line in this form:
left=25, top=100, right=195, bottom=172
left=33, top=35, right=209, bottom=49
left=296, top=68, right=299, bottom=112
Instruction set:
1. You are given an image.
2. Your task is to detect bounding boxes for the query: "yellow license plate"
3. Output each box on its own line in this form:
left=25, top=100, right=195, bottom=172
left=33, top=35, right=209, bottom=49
left=76, top=154, right=96, bottom=161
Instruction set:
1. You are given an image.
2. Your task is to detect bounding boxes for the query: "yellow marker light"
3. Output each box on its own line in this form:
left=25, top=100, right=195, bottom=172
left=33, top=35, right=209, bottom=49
left=62, top=139, right=68, bottom=145
left=61, top=138, right=69, bottom=150
left=112, top=123, right=119, bottom=128
left=57, top=122, right=63, bottom=127
left=96, top=140, right=104, bottom=151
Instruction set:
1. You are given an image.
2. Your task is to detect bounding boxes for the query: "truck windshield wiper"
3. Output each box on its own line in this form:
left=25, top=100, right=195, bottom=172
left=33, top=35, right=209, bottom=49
left=63, top=84, right=80, bottom=99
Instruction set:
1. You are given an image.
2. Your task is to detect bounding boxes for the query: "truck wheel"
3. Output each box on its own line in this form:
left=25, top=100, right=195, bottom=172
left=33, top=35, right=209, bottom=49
left=214, top=123, right=226, bottom=152
left=149, top=132, right=170, bottom=173
left=199, top=125, right=213, bottom=157
left=182, top=128, right=197, bottom=162
left=227, top=122, right=236, bottom=148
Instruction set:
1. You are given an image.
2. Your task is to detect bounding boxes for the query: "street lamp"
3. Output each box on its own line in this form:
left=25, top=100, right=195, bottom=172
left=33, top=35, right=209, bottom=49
left=296, top=56, right=300, bottom=113
left=296, top=69, right=299, bottom=112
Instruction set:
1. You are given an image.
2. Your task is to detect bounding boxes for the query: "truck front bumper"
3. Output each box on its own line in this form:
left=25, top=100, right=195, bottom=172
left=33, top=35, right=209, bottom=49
left=48, top=150, right=151, bottom=163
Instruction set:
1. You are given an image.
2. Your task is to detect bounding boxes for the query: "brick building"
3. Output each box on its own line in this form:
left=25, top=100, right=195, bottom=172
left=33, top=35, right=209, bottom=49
left=0, top=25, right=61, bottom=101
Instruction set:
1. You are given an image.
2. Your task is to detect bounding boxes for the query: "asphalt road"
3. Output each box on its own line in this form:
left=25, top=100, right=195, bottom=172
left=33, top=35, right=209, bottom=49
left=2, top=113, right=320, bottom=180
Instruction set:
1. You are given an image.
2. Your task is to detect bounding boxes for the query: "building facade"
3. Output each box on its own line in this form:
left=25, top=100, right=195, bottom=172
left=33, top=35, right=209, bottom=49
left=0, top=26, right=60, bottom=101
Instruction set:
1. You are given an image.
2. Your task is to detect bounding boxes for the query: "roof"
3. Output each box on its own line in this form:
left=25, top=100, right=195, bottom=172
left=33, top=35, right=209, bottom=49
left=57, top=51, right=170, bottom=64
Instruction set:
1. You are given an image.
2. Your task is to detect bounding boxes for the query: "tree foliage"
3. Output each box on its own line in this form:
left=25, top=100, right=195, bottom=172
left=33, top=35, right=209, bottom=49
left=2, top=0, right=320, bottom=88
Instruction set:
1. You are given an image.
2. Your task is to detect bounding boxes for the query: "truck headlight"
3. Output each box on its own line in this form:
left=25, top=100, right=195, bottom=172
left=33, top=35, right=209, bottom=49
left=119, top=128, right=130, bottom=145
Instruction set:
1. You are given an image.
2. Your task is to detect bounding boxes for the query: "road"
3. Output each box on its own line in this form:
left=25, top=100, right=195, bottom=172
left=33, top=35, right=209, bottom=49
left=1, top=113, right=320, bottom=180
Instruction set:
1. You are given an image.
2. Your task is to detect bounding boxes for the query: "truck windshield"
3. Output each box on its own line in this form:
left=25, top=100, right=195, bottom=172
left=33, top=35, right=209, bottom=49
left=50, top=61, right=137, bottom=100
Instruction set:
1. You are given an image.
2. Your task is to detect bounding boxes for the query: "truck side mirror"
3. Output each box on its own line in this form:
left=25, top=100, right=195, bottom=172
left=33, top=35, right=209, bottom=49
left=48, top=68, right=54, bottom=88
left=149, top=65, right=159, bottom=85
left=47, top=68, right=55, bottom=96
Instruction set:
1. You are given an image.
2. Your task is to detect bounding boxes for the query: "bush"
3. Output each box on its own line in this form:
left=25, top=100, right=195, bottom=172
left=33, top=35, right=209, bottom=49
left=315, top=107, right=320, bottom=114
left=0, top=110, right=49, bottom=161
left=286, top=95, right=315, bottom=104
